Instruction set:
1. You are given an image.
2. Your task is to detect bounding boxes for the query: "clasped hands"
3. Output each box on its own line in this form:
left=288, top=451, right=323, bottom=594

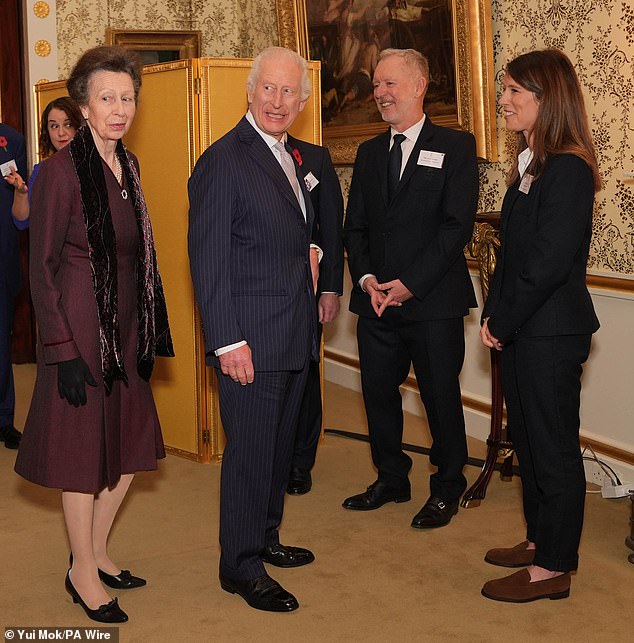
left=365, top=277, right=413, bottom=317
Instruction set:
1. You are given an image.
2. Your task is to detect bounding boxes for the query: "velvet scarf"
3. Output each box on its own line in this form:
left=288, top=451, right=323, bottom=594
left=68, top=124, right=173, bottom=393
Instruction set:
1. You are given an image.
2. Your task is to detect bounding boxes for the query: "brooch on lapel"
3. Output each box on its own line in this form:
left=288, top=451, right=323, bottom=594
left=0, top=136, right=8, bottom=153
left=292, top=148, right=303, bottom=166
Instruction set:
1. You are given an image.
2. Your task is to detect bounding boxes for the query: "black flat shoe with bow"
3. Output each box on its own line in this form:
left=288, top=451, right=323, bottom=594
left=65, top=570, right=128, bottom=623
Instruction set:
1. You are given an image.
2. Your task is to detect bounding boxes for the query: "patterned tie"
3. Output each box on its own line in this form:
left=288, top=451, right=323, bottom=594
left=388, top=133, right=406, bottom=201
left=274, top=141, right=302, bottom=204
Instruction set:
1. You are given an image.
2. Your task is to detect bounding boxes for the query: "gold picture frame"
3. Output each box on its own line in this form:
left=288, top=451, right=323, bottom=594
left=276, top=0, right=497, bottom=164
left=105, top=29, right=202, bottom=65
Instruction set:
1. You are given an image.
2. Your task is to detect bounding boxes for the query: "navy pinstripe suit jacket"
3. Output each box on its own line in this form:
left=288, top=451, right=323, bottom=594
left=188, top=116, right=317, bottom=371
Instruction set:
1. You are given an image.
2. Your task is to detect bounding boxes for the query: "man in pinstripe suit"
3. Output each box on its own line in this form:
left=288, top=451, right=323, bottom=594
left=188, top=47, right=319, bottom=612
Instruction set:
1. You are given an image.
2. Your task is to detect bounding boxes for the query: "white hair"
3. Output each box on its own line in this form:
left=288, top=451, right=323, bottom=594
left=247, top=46, right=311, bottom=101
left=379, top=48, right=430, bottom=83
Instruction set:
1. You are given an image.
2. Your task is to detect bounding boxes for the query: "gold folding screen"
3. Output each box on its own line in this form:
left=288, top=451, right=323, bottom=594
left=34, top=58, right=322, bottom=462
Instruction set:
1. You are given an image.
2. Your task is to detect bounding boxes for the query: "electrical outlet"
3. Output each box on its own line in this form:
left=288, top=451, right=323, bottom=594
left=583, top=460, right=609, bottom=487
left=590, top=468, right=608, bottom=486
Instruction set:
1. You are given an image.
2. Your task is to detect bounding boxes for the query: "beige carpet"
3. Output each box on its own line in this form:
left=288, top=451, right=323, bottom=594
left=1, top=364, right=632, bottom=642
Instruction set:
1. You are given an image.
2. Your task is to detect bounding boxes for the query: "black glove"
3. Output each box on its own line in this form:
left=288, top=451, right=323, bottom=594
left=57, top=357, right=97, bottom=407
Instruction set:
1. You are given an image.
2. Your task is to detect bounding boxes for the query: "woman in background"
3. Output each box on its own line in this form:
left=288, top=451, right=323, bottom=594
left=15, top=46, right=173, bottom=623
left=480, top=49, right=601, bottom=603
left=5, top=96, right=83, bottom=226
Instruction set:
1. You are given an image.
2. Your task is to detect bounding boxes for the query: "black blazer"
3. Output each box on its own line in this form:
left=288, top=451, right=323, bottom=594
left=287, top=134, right=344, bottom=296
left=0, top=123, right=27, bottom=297
left=188, top=117, right=317, bottom=371
left=483, top=154, right=600, bottom=343
left=343, top=116, right=479, bottom=320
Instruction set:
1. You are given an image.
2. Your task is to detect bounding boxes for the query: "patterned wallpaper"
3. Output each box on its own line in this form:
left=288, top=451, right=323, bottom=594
left=56, top=0, right=277, bottom=75
left=53, top=0, right=633, bottom=276
left=487, top=0, right=634, bottom=276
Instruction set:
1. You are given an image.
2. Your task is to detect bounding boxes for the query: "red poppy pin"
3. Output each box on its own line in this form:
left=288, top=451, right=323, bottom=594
left=292, top=148, right=302, bottom=166
left=0, top=136, right=8, bottom=153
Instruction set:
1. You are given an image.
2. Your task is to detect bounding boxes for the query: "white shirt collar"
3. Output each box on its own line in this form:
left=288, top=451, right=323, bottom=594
left=518, top=147, right=534, bottom=177
left=246, top=110, right=287, bottom=149
left=391, top=114, right=426, bottom=146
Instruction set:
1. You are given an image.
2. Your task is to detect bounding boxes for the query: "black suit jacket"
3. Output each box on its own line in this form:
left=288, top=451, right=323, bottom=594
left=188, top=117, right=317, bottom=371
left=483, top=154, right=600, bottom=343
left=287, top=135, right=344, bottom=296
left=344, top=117, right=478, bottom=320
left=0, top=123, right=27, bottom=297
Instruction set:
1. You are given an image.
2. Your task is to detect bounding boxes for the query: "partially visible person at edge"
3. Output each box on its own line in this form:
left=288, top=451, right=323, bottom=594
left=286, top=134, right=344, bottom=497
left=0, top=122, right=27, bottom=450
left=14, top=46, right=174, bottom=624
left=188, top=46, right=319, bottom=613
left=342, top=48, right=479, bottom=528
left=5, top=96, right=83, bottom=225
left=480, top=48, right=601, bottom=603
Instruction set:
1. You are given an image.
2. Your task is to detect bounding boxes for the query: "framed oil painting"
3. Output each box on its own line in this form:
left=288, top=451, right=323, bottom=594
left=276, top=0, right=497, bottom=163
left=105, top=29, right=201, bottom=66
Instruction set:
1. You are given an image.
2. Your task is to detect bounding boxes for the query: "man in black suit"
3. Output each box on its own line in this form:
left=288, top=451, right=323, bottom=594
left=188, top=47, right=320, bottom=612
left=0, top=122, right=27, bottom=450
left=342, top=49, right=478, bottom=528
left=286, top=136, right=344, bottom=495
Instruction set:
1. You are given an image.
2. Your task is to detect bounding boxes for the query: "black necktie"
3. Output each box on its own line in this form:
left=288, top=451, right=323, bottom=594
left=388, top=133, right=406, bottom=201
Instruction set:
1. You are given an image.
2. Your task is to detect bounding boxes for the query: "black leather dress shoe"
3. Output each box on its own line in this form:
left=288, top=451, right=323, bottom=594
left=220, top=573, right=299, bottom=612
left=261, top=543, right=315, bottom=568
left=287, top=467, right=312, bottom=495
left=411, top=496, right=459, bottom=529
left=342, top=480, right=411, bottom=511
left=65, top=571, right=128, bottom=623
left=0, top=424, right=21, bottom=449
left=98, top=568, right=146, bottom=589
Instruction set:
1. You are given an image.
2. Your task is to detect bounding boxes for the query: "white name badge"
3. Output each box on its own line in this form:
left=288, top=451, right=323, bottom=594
left=417, top=150, right=445, bottom=168
left=0, top=159, right=18, bottom=177
left=304, top=171, right=319, bottom=192
left=519, top=173, right=534, bottom=194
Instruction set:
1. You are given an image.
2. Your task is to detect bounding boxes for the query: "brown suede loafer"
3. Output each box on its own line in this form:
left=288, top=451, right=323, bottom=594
left=481, top=568, right=571, bottom=603
left=484, top=541, right=536, bottom=568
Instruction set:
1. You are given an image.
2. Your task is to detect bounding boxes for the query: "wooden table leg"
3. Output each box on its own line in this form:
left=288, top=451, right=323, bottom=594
left=625, top=493, right=634, bottom=563
left=461, top=348, right=513, bottom=508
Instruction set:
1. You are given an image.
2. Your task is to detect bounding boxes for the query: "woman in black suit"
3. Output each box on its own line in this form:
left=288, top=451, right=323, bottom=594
left=479, top=49, right=601, bottom=603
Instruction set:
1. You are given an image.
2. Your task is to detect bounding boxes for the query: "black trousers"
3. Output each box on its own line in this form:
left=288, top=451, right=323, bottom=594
left=291, top=358, right=322, bottom=470
left=356, top=313, right=468, bottom=502
left=501, top=334, right=592, bottom=572
left=216, top=362, right=309, bottom=581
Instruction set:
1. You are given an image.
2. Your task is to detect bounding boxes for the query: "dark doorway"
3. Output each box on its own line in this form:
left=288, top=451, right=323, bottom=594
left=1, top=0, right=35, bottom=363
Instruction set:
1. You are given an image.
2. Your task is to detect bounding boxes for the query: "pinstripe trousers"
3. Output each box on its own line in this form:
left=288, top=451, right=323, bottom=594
left=216, top=360, right=309, bottom=580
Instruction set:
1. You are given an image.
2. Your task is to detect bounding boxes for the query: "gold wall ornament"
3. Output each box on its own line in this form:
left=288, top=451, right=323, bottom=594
left=469, top=218, right=501, bottom=299
left=33, top=1, right=50, bottom=19
left=34, top=39, right=52, bottom=57
left=36, top=78, right=50, bottom=84
left=105, top=29, right=202, bottom=63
